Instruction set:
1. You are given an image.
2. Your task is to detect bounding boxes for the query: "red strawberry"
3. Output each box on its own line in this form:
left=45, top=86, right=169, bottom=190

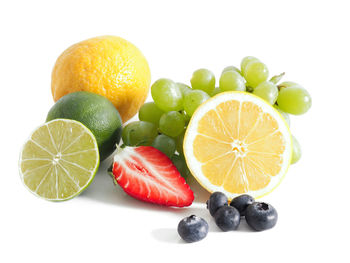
left=112, top=146, right=194, bottom=207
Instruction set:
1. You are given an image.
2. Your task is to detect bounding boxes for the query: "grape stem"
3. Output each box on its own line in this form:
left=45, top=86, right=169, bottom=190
left=277, top=83, right=288, bottom=91
left=270, top=72, right=285, bottom=84
left=246, top=86, right=254, bottom=93
left=119, top=144, right=127, bottom=149
left=107, top=162, right=114, bottom=177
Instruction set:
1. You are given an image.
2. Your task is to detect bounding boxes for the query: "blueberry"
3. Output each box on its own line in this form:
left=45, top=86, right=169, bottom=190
left=177, top=215, right=209, bottom=243
left=230, top=194, right=255, bottom=216
left=206, top=192, right=228, bottom=216
left=214, top=206, right=240, bottom=231
left=245, top=202, right=278, bottom=231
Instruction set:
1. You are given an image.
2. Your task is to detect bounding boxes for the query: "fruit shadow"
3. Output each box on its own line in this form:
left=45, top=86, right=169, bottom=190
left=151, top=217, right=253, bottom=244
left=151, top=228, right=185, bottom=244
left=80, top=158, right=211, bottom=213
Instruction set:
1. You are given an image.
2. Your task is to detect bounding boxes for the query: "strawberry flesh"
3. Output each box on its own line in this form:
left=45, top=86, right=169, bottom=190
left=112, top=146, right=194, bottom=207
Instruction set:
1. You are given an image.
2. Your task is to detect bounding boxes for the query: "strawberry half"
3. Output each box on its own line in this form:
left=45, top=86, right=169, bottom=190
left=112, top=146, right=194, bottom=207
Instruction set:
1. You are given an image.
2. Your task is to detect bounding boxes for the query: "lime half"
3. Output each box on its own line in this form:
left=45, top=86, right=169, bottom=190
left=19, top=119, right=100, bottom=201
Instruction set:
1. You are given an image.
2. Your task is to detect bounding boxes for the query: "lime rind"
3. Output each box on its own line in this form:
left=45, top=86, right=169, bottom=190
left=19, top=119, right=100, bottom=201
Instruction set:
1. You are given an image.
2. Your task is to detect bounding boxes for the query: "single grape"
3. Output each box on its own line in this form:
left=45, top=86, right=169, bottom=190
left=210, top=86, right=221, bottom=96
left=253, top=81, right=278, bottom=105
left=243, top=61, right=269, bottom=88
left=219, top=70, right=246, bottom=92
left=151, top=78, right=183, bottom=112
left=240, top=56, right=259, bottom=75
left=190, top=69, right=215, bottom=95
left=138, top=102, right=164, bottom=126
left=277, top=86, right=311, bottom=115
left=291, top=135, right=302, bottom=164
left=151, top=134, right=176, bottom=158
left=222, top=66, right=241, bottom=75
left=177, top=83, right=192, bottom=96
left=171, top=154, right=191, bottom=179
left=122, top=121, right=158, bottom=146
left=175, top=131, right=185, bottom=155
left=184, top=90, right=210, bottom=117
left=159, top=111, right=185, bottom=137
left=274, top=105, right=290, bottom=126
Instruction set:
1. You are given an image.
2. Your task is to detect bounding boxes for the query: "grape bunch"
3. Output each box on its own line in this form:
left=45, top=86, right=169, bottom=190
left=122, top=56, right=311, bottom=175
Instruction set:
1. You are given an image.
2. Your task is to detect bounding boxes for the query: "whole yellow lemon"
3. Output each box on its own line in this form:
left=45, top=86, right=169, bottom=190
left=51, top=36, right=151, bottom=122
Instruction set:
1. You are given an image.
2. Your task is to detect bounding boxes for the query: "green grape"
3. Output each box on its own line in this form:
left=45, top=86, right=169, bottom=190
left=222, top=66, right=241, bottom=75
left=219, top=70, right=246, bottom=92
left=190, top=68, right=215, bottom=95
left=210, top=86, right=221, bottom=96
left=122, top=121, right=158, bottom=146
left=253, top=81, right=278, bottom=105
left=274, top=105, right=290, bottom=126
left=175, top=131, right=185, bottom=155
left=177, top=82, right=192, bottom=96
left=151, top=134, right=176, bottom=158
left=171, top=154, right=191, bottom=179
left=243, top=61, right=269, bottom=88
left=138, top=102, right=164, bottom=126
left=151, top=78, right=183, bottom=112
left=291, top=135, right=302, bottom=164
left=159, top=111, right=185, bottom=137
left=240, top=56, right=259, bottom=74
left=184, top=90, right=210, bottom=117
left=277, top=86, right=311, bottom=115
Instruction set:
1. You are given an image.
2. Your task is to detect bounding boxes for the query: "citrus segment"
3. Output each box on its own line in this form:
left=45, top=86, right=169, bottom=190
left=184, top=92, right=292, bottom=199
left=247, top=131, right=285, bottom=154
left=238, top=102, right=262, bottom=140
left=22, top=165, right=52, bottom=194
left=215, top=100, right=240, bottom=139
left=197, top=109, right=233, bottom=142
left=35, top=167, right=58, bottom=199
left=222, top=158, right=247, bottom=194
left=242, top=158, right=271, bottom=191
left=19, top=119, right=99, bottom=201
left=246, top=152, right=283, bottom=176
left=244, top=112, right=279, bottom=144
left=202, top=152, right=237, bottom=186
left=193, top=135, right=232, bottom=163
left=30, top=125, right=58, bottom=154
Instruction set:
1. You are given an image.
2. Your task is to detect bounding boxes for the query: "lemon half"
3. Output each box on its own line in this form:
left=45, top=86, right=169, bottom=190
left=183, top=92, right=292, bottom=199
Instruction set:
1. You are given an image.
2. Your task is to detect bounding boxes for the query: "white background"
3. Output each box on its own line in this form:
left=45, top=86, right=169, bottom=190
left=1, top=0, right=349, bottom=262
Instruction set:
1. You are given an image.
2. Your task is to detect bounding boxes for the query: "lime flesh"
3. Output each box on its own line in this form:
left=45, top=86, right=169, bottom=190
left=19, top=119, right=99, bottom=201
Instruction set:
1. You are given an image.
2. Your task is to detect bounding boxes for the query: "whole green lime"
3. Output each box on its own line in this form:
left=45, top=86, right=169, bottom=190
left=46, top=91, right=122, bottom=161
